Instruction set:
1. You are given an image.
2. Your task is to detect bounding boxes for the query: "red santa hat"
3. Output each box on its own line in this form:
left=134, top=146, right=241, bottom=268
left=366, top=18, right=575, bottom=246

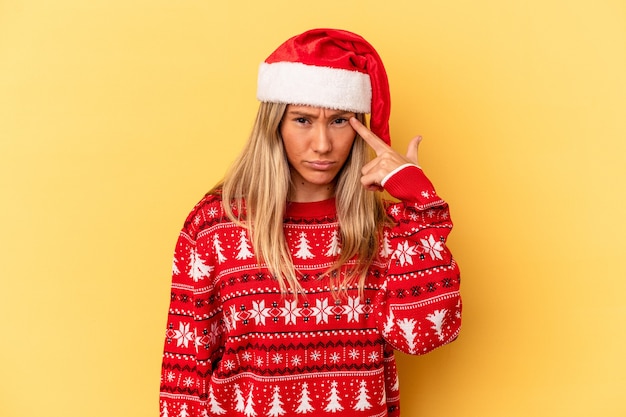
left=257, top=28, right=391, bottom=143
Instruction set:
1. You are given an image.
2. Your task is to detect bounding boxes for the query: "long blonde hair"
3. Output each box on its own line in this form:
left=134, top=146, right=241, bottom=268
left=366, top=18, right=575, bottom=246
left=219, top=102, right=388, bottom=297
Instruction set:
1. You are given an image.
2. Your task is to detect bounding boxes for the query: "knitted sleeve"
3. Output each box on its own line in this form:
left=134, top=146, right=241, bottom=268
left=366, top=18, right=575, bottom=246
left=159, top=196, right=225, bottom=417
left=376, top=165, right=462, bottom=355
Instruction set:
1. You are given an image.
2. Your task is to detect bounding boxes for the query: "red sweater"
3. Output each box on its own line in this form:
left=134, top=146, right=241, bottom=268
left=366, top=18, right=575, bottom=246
left=160, top=165, right=461, bottom=417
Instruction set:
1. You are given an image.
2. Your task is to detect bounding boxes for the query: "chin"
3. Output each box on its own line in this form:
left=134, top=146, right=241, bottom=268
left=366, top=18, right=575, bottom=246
left=307, top=176, right=336, bottom=186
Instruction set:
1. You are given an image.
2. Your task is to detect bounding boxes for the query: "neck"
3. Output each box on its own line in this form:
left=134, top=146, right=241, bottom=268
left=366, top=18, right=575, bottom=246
left=288, top=183, right=335, bottom=202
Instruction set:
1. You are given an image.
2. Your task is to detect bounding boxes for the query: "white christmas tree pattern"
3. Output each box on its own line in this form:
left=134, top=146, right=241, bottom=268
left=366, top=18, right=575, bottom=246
left=295, top=382, right=315, bottom=414
left=213, top=233, right=227, bottom=264
left=324, top=381, right=344, bottom=412
left=396, top=318, right=418, bottom=353
left=390, top=373, right=400, bottom=391
left=178, top=403, right=189, bottom=417
left=294, top=232, right=315, bottom=259
left=236, top=230, right=254, bottom=260
left=324, top=229, right=341, bottom=256
left=188, top=247, right=213, bottom=282
left=379, top=230, right=392, bottom=258
left=208, top=385, right=226, bottom=415
left=234, top=384, right=246, bottom=412
left=172, top=258, right=180, bottom=276
left=266, top=386, right=286, bottom=416
left=382, top=309, right=395, bottom=337
left=244, top=385, right=257, bottom=417
left=379, top=385, right=386, bottom=406
left=426, top=309, right=448, bottom=341
left=353, top=380, right=372, bottom=411
left=161, top=400, right=169, bottom=417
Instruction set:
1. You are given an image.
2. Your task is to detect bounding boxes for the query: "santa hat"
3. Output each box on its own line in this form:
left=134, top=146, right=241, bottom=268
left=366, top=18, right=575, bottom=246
left=257, top=28, right=391, bottom=143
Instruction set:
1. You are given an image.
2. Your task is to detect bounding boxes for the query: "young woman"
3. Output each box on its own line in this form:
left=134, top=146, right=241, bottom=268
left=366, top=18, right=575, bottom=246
left=160, top=28, right=461, bottom=417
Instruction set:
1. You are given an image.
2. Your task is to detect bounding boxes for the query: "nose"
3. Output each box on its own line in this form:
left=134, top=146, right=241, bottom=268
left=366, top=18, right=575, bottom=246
left=311, top=126, right=332, bottom=154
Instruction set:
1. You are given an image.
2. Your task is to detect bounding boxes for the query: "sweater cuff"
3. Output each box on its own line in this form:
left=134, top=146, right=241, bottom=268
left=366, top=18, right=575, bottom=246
left=381, top=164, right=439, bottom=203
left=380, top=163, right=418, bottom=187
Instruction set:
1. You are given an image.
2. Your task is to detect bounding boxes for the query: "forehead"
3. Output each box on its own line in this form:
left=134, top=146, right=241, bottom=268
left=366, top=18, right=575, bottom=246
left=285, top=105, right=354, bottom=116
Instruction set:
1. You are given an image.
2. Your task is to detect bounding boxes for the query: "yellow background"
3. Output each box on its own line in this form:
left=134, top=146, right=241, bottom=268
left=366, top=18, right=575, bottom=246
left=1, top=0, right=625, bottom=416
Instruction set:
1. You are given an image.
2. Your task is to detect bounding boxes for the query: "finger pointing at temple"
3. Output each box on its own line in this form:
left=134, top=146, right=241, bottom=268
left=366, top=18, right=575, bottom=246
left=349, top=117, right=390, bottom=156
left=350, top=117, right=418, bottom=191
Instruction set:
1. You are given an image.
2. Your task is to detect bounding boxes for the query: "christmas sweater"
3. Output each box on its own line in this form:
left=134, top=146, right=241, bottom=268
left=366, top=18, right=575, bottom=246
left=160, top=165, right=461, bottom=417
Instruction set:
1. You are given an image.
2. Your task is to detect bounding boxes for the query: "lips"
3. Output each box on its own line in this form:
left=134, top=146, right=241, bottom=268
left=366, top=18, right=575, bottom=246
left=306, top=160, right=335, bottom=170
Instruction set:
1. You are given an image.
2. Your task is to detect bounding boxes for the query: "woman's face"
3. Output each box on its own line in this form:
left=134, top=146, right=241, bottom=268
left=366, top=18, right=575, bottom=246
left=280, top=105, right=357, bottom=202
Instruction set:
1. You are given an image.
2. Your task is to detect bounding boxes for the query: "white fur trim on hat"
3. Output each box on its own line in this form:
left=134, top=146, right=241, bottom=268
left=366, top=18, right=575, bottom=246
left=257, top=62, right=372, bottom=113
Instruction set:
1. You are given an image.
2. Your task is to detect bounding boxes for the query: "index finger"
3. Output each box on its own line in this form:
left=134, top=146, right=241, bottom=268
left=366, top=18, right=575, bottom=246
left=349, top=117, right=390, bottom=155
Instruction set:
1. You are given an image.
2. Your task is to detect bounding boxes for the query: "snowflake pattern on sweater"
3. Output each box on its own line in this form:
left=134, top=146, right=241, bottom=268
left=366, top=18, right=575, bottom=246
left=160, top=165, right=461, bottom=417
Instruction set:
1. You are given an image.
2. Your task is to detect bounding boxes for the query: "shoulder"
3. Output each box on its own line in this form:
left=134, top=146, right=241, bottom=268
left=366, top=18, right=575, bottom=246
left=180, top=190, right=227, bottom=238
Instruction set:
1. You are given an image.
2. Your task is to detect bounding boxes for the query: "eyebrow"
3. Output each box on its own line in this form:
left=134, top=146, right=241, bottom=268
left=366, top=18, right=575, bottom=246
left=286, top=109, right=355, bottom=118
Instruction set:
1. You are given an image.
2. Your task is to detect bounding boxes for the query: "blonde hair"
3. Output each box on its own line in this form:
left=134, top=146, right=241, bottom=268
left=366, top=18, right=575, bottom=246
left=218, top=102, right=388, bottom=298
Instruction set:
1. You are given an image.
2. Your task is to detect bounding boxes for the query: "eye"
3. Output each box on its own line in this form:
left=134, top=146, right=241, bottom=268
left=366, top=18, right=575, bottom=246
left=332, top=117, right=349, bottom=125
left=294, top=117, right=309, bottom=124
